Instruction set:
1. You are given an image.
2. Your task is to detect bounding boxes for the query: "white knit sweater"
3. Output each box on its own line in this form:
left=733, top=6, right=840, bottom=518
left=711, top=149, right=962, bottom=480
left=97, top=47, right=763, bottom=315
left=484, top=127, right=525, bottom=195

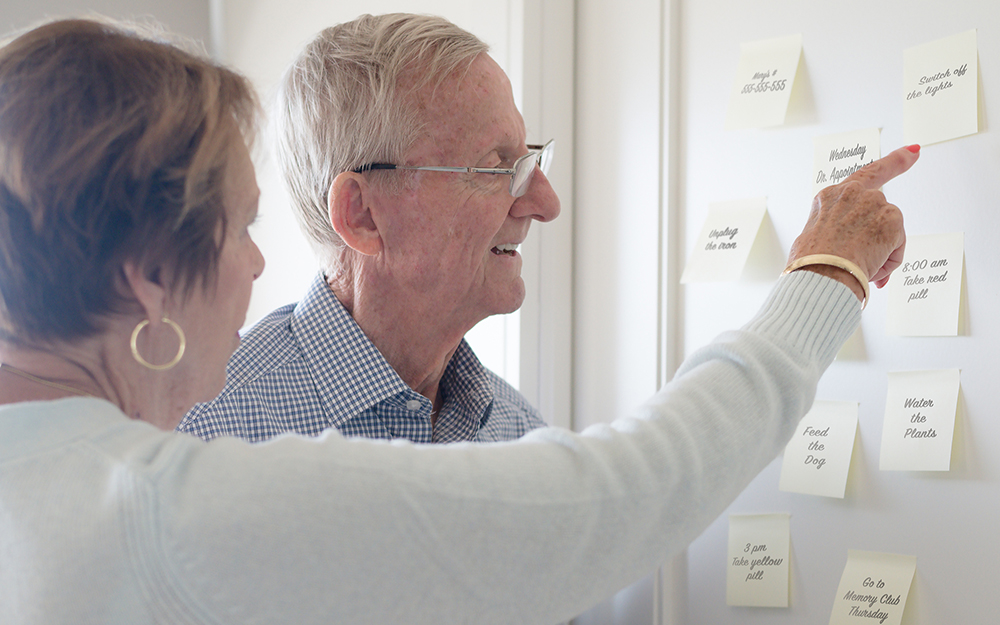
left=0, top=271, right=859, bottom=624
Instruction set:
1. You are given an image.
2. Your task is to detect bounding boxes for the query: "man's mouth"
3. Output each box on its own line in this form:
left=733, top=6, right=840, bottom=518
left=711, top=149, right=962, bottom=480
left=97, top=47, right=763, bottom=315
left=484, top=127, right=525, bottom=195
left=491, top=243, right=519, bottom=257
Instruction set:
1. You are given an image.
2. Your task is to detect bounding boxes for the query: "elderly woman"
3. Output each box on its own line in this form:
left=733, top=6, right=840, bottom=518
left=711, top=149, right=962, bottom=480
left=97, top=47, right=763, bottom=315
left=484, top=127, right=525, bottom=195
left=0, top=18, right=916, bottom=625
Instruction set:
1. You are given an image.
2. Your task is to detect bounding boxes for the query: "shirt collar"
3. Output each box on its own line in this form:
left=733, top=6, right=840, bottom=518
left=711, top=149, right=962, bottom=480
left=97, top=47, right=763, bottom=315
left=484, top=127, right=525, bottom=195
left=290, top=274, right=410, bottom=427
left=290, top=273, right=497, bottom=433
left=440, top=340, right=496, bottom=429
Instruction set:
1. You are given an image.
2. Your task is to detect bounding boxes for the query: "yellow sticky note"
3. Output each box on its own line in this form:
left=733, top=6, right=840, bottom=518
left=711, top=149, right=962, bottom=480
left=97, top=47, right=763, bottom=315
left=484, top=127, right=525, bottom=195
left=886, top=233, right=964, bottom=336
left=829, top=550, right=916, bottom=625
left=779, top=401, right=858, bottom=498
left=903, top=29, right=979, bottom=146
left=725, top=34, right=802, bottom=130
left=812, top=129, right=880, bottom=197
left=880, top=369, right=960, bottom=472
left=680, top=198, right=767, bottom=283
left=727, top=513, right=790, bottom=607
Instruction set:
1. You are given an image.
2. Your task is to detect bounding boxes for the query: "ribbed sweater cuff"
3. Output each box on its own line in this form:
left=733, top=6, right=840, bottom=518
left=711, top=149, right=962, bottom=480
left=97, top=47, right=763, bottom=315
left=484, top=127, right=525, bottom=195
left=743, top=270, right=862, bottom=370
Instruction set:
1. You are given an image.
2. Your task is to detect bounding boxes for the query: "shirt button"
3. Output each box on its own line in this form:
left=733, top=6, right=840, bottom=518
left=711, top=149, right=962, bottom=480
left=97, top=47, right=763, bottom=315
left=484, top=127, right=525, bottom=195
left=405, top=399, right=422, bottom=411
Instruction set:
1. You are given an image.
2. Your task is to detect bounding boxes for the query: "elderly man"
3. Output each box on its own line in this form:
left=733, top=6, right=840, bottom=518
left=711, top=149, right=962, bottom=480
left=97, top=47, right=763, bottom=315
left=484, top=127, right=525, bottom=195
left=178, top=13, right=559, bottom=443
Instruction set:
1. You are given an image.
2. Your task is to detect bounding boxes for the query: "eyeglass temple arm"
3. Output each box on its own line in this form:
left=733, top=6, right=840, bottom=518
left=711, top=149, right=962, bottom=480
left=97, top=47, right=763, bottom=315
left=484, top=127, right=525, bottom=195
left=353, top=144, right=547, bottom=174
left=354, top=164, right=516, bottom=174
left=353, top=163, right=396, bottom=173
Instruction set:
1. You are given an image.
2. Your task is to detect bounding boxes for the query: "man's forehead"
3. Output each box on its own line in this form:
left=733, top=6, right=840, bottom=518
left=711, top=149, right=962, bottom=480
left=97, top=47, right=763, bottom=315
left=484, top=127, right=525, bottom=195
left=414, top=55, right=524, bottom=148
left=415, top=55, right=498, bottom=107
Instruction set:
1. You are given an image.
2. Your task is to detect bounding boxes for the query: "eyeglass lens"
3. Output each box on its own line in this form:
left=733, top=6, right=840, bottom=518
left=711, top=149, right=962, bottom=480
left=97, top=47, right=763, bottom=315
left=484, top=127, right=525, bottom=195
left=510, top=141, right=554, bottom=198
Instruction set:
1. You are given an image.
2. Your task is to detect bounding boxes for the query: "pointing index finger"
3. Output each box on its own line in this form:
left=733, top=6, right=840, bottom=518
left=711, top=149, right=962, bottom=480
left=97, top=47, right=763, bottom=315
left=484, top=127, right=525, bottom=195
left=845, top=144, right=921, bottom=190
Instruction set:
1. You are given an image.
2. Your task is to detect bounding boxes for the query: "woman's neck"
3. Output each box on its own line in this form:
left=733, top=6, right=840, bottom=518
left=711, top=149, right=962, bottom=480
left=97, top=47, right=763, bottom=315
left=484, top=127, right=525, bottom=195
left=0, top=344, right=106, bottom=402
left=0, top=361, right=97, bottom=400
left=0, top=340, right=187, bottom=428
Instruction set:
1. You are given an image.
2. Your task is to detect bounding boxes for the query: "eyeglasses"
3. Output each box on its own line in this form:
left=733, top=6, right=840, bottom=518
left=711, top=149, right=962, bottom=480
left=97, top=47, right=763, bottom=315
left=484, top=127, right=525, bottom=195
left=354, top=139, right=554, bottom=198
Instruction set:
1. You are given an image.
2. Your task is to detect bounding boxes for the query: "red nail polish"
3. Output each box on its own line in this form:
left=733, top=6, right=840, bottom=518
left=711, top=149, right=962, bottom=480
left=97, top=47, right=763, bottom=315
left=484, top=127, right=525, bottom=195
left=906, top=144, right=921, bottom=153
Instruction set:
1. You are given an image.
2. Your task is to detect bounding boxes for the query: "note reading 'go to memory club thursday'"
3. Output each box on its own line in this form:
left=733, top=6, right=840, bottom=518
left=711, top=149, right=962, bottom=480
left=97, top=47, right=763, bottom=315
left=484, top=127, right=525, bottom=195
left=830, top=550, right=916, bottom=625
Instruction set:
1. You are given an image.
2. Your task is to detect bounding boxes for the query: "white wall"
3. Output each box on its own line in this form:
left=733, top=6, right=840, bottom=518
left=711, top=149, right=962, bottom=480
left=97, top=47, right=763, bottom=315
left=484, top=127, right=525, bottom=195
left=574, top=0, right=663, bottom=432
left=3, top=0, right=210, bottom=44
left=572, top=0, right=672, bottom=623
left=678, top=1, right=1000, bottom=623
left=574, top=1, right=1000, bottom=624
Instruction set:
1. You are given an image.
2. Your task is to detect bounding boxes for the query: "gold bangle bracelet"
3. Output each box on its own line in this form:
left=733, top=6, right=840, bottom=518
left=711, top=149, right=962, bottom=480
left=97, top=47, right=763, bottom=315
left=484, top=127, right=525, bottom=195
left=782, top=253, right=870, bottom=309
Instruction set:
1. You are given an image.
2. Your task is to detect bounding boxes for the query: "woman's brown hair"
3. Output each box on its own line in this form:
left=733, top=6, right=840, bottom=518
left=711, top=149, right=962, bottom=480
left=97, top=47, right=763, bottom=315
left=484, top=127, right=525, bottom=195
left=0, top=18, right=258, bottom=345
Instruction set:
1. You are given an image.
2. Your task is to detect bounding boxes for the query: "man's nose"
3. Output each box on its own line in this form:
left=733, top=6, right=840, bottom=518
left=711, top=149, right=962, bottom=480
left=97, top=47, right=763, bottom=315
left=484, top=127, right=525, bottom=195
left=512, top=167, right=561, bottom=222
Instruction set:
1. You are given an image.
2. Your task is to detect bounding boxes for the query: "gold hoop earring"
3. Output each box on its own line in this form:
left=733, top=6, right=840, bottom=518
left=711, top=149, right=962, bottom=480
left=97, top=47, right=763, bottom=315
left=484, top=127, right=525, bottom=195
left=130, top=317, right=186, bottom=371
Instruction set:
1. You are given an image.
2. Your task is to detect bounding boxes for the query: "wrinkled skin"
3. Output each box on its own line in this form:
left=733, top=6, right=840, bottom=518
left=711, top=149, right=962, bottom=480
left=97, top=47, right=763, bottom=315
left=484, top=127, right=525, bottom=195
left=788, top=145, right=920, bottom=297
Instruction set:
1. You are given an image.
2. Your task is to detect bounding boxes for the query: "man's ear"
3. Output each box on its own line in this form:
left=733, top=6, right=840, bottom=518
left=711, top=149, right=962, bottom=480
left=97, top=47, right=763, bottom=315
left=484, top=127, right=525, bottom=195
left=328, top=172, right=383, bottom=256
left=122, top=261, right=167, bottom=324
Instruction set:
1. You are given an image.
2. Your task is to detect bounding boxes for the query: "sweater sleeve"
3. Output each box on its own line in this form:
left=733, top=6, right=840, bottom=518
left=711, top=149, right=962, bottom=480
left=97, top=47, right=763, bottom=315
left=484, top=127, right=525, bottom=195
left=151, top=271, right=859, bottom=625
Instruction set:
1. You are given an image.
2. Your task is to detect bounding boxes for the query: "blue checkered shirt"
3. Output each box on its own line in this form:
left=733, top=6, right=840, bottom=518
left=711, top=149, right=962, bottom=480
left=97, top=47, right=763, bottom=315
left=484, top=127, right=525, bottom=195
left=177, top=274, right=545, bottom=443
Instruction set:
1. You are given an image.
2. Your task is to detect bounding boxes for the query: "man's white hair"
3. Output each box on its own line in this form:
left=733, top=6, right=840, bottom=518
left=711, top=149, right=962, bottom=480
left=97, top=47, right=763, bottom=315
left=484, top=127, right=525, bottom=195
left=273, top=13, right=489, bottom=272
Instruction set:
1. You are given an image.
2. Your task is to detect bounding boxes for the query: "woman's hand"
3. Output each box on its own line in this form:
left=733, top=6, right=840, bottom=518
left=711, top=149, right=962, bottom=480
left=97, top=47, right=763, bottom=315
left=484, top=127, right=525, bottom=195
left=787, top=145, right=921, bottom=298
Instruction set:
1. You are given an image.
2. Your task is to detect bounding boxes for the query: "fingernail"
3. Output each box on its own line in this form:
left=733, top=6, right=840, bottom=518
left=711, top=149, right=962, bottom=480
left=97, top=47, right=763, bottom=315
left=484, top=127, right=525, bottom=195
left=906, top=144, right=921, bottom=153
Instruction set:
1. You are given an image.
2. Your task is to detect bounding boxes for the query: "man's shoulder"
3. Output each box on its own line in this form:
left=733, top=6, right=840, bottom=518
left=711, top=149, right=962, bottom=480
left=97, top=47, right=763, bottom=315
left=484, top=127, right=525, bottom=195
left=215, top=302, right=310, bottom=390
left=467, top=354, right=546, bottom=434
left=480, top=367, right=535, bottom=414
left=219, top=274, right=341, bottom=389
left=178, top=302, right=318, bottom=439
